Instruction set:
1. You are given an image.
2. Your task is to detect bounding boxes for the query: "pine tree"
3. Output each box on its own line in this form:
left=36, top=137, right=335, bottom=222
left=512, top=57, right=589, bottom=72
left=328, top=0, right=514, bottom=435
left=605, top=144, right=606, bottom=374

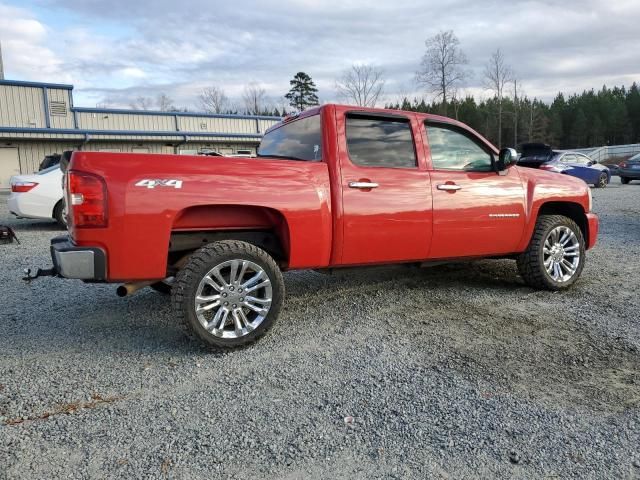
left=626, top=83, right=640, bottom=143
left=570, top=109, right=587, bottom=147
left=285, top=72, right=319, bottom=112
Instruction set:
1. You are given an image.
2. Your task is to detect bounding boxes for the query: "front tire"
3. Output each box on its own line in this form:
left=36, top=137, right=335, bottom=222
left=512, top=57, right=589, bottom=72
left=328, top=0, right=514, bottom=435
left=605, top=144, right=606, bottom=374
left=171, top=240, right=284, bottom=349
left=621, top=177, right=630, bottom=184
left=517, top=215, right=585, bottom=290
left=595, top=172, right=608, bottom=188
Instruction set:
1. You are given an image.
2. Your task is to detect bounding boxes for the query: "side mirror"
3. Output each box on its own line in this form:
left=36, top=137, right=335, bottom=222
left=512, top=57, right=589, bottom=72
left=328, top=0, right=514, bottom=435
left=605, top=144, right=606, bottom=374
left=497, top=148, right=518, bottom=171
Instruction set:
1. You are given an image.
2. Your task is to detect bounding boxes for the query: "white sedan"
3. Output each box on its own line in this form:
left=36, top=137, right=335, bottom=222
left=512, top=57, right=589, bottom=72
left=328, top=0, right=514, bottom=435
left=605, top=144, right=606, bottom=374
left=7, top=166, right=66, bottom=227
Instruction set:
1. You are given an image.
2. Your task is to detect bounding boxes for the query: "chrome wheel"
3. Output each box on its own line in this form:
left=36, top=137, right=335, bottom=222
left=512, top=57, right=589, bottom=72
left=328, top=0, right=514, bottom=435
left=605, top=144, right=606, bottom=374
left=194, top=259, right=272, bottom=339
left=598, top=173, right=608, bottom=188
left=543, top=226, right=580, bottom=283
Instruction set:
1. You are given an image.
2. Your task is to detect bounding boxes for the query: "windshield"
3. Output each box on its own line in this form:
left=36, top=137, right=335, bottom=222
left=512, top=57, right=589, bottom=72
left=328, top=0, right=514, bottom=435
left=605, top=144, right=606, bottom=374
left=37, top=165, right=60, bottom=175
left=258, top=114, right=322, bottom=161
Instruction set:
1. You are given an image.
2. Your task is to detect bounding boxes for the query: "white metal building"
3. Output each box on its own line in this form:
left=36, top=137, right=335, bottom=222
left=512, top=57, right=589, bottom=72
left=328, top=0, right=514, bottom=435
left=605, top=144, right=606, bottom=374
left=0, top=79, right=281, bottom=188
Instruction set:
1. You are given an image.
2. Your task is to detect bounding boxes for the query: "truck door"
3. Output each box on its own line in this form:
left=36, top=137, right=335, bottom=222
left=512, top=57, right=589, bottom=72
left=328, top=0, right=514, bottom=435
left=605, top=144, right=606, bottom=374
left=337, top=112, right=432, bottom=265
left=424, top=122, right=526, bottom=258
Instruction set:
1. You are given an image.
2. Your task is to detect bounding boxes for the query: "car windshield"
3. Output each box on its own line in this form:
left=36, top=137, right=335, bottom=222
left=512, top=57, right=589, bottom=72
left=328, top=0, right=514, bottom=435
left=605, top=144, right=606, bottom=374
left=258, top=114, right=322, bottom=161
left=37, top=165, right=60, bottom=175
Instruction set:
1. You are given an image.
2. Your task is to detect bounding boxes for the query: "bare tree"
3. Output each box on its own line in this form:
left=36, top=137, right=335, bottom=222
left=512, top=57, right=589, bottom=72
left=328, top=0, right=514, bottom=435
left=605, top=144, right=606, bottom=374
left=417, top=30, right=468, bottom=116
left=242, top=82, right=267, bottom=115
left=335, top=64, right=385, bottom=107
left=451, top=88, right=463, bottom=120
left=156, top=93, right=175, bottom=112
left=198, top=86, right=229, bottom=114
left=96, top=97, right=115, bottom=109
left=129, top=96, right=153, bottom=111
left=484, top=48, right=513, bottom=148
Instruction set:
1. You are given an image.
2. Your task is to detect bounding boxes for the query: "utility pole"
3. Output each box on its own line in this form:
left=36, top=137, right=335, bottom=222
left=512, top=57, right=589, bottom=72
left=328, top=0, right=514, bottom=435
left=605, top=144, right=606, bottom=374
left=0, top=41, right=5, bottom=80
left=513, top=79, right=518, bottom=147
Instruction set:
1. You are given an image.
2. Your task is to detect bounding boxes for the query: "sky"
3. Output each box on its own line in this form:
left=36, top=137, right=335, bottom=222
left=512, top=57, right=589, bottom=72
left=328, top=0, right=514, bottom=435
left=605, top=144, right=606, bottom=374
left=0, top=0, right=639, bottom=112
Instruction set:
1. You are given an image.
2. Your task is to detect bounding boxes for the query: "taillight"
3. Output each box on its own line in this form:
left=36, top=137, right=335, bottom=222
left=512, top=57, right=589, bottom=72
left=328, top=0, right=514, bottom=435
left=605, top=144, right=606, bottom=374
left=67, top=171, right=108, bottom=227
left=539, top=164, right=556, bottom=171
left=11, top=181, right=38, bottom=193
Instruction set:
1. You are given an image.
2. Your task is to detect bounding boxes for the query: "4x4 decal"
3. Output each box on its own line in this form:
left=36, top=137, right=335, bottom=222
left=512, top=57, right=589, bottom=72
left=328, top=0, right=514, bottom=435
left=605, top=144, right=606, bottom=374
left=134, top=179, right=183, bottom=189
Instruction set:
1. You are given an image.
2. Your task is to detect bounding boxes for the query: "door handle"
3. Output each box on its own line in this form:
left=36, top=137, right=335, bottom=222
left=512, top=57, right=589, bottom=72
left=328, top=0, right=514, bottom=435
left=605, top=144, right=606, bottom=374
left=437, top=183, right=462, bottom=191
left=349, top=181, right=379, bottom=189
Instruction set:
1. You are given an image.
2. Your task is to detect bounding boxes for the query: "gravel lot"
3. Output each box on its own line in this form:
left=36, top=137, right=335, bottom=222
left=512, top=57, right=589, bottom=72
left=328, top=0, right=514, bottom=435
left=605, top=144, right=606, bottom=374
left=1, top=180, right=639, bottom=479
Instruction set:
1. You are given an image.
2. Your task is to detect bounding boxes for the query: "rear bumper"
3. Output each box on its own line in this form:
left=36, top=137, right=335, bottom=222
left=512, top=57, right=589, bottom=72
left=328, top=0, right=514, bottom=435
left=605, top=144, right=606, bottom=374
left=7, top=191, right=55, bottom=220
left=50, top=235, right=107, bottom=280
left=586, top=213, right=599, bottom=250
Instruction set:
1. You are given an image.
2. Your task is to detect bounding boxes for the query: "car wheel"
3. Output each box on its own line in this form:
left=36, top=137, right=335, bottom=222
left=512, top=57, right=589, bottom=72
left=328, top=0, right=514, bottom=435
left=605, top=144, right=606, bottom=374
left=595, top=172, right=608, bottom=188
left=53, top=199, right=67, bottom=228
left=517, top=215, right=585, bottom=290
left=171, top=240, right=284, bottom=349
left=150, top=277, right=175, bottom=294
left=621, top=177, right=630, bottom=184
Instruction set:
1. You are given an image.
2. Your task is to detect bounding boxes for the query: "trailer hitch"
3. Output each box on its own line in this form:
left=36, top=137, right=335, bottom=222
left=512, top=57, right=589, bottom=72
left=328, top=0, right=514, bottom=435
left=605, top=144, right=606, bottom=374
left=22, top=267, right=57, bottom=282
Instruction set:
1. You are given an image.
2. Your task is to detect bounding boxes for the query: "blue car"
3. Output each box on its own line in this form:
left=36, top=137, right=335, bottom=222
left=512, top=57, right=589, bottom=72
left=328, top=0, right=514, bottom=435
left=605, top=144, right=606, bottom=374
left=618, top=153, right=640, bottom=184
left=517, top=143, right=611, bottom=188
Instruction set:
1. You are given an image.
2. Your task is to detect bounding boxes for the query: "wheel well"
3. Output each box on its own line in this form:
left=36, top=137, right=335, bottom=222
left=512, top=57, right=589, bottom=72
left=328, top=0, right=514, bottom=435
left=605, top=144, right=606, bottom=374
left=538, top=202, right=587, bottom=240
left=169, top=204, right=290, bottom=267
left=52, top=198, right=64, bottom=219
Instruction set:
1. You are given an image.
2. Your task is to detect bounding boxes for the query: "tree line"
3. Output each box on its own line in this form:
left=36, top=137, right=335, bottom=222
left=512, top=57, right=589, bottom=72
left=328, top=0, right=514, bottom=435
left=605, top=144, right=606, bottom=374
left=117, top=29, right=640, bottom=149
left=387, top=83, right=640, bottom=149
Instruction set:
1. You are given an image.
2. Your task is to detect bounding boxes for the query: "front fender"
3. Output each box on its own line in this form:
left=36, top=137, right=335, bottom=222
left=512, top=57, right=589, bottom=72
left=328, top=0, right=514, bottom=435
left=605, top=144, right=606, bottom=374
left=515, top=167, right=592, bottom=252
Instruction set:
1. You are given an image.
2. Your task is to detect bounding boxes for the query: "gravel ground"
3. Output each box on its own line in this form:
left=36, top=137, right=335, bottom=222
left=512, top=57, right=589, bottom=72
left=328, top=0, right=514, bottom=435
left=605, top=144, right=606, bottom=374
left=1, top=180, right=639, bottom=479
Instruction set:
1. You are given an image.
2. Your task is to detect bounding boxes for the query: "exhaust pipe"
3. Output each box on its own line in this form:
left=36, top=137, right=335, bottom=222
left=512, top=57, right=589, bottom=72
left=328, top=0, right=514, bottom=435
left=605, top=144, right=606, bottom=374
left=116, top=281, right=156, bottom=297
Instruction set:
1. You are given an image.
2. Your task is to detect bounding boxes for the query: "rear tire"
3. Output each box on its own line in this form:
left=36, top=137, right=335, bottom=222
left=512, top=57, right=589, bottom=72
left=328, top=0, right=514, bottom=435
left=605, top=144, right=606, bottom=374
left=171, top=240, right=284, bottom=349
left=517, top=215, right=585, bottom=290
left=621, top=177, right=630, bottom=184
left=53, top=199, right=67, bottom=228
left=595, top=172, right=608, bottom=188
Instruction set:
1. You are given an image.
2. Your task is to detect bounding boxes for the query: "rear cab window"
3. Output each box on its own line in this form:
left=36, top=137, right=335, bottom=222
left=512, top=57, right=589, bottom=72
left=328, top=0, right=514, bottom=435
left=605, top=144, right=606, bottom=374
left=258, top=114, right=322, bottom=161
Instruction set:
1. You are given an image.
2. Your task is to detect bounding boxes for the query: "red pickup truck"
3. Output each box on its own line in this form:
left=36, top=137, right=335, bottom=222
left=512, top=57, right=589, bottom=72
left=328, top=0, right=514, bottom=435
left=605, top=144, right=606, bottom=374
left=41, top=104, right=598, bottom=349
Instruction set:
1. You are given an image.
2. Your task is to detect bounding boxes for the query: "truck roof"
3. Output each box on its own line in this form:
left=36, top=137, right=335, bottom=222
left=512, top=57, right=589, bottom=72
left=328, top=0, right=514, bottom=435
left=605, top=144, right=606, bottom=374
left=268, top=104, right=498, bottom=154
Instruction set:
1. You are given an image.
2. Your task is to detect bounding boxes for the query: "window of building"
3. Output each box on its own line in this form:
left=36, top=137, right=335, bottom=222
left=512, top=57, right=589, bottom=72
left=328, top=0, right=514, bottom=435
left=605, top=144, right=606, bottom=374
left=345, top=115, right=416, bottom=168
left=49, top=101, right=67, bottom=116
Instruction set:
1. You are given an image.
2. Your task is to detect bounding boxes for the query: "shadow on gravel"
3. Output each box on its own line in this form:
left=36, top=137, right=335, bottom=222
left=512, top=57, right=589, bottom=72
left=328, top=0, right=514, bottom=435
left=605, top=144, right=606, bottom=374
left=283, top=262, right=640, bottom=414
left=7, top=221, right=64, bottom=232
left=428, top=302, right=640, bottom=413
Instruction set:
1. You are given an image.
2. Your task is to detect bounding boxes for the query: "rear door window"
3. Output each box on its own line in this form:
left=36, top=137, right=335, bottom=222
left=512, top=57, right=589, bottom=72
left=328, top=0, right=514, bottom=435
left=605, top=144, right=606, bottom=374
left=345, top=115, right=417, bottom=168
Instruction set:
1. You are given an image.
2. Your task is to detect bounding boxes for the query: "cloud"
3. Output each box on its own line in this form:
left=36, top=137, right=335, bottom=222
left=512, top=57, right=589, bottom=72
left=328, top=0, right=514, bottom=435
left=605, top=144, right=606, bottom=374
left=0, top=3, right=70, bottom=82
left=1, top=0, right=639, bottom=110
